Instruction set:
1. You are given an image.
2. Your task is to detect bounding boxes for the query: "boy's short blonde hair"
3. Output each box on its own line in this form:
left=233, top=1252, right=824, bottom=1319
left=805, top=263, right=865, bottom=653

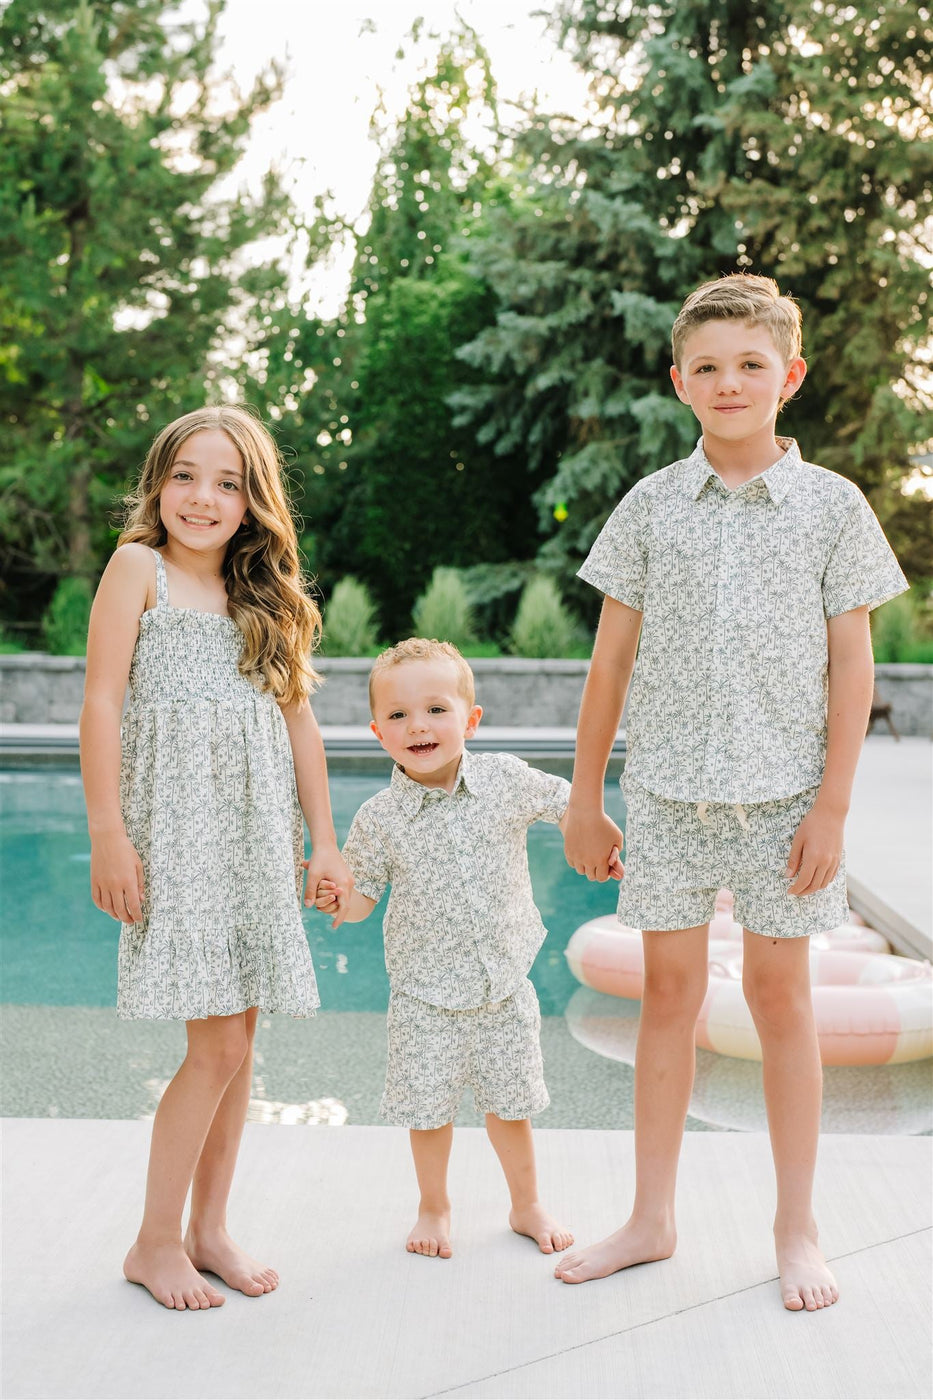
left=368, top=638, right=476, bottom=713
left=671, top=274, right=803, bottom=367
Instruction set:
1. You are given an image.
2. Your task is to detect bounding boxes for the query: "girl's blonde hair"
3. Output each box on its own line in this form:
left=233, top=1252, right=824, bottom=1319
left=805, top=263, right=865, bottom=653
left=120, top=406, right=321, bottom=705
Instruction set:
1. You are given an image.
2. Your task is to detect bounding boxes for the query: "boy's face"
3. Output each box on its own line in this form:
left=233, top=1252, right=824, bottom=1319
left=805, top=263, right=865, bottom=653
left=670, top=320, right=806, bottom=450
left=370, top=658, right=482, bottom=790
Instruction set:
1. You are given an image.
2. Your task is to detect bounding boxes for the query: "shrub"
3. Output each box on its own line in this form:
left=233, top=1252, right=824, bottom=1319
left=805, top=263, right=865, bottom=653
left=42, top=577, right=93, bottom=655
left=510, top=576, right=579, bottom=658
left=322, top=577, right=380, bottom=656
left=411, top=567, right=475, bottom=648
left=871, top=592, right=928, bottom=662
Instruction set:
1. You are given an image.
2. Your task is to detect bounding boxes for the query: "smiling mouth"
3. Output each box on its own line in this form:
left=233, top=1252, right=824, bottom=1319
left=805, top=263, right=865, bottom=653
left=407, top=743, right=438, bottom=756
left=180, top=515, right=218, bottom=526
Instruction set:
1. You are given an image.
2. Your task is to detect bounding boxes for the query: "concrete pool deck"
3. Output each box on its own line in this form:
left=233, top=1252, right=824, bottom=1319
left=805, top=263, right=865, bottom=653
left=1, top=732, right=931, bottom=1398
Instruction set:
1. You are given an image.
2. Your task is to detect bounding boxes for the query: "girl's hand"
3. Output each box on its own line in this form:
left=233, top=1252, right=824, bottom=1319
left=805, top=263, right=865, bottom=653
left=786, top=804, right=844, bottom=896
left=302, top=847, right=354, bottom=928
left=90, top=832, right=145, bottom=923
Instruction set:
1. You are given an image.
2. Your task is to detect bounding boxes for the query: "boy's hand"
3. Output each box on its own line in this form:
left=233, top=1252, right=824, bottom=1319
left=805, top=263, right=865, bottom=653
left=302, top=847, right=353, bottom=928
left=786, top=804, right=844, bottom=896
left=563, top=807, right=625, bottom=882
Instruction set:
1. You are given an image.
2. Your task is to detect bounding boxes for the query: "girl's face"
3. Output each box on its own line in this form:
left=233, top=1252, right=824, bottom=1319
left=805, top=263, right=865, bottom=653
left=158, top=430, right=249, bottom=556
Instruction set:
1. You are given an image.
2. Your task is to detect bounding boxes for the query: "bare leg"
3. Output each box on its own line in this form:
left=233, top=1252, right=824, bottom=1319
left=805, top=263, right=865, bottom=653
left=407, top=1124, right=454, bottom=1257
left=556, top=925, right=709, bottom=1283
left=485, top=1115, right=573, bottom=1254
left=184, top=1007, right=277, bottom=1297
left=743, top=931, right=838, bottom=1312
left=124, top=1014, right=251, bottom=1309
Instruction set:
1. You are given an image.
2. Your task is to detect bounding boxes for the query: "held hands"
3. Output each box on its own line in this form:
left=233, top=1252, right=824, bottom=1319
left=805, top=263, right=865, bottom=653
left=302, top=846, right=353, bottom=928
left=90, top=831, right=145, bottom=923
left=786, top=803, right=845, bottom=896
left=563, top=806, right=625, bottom=883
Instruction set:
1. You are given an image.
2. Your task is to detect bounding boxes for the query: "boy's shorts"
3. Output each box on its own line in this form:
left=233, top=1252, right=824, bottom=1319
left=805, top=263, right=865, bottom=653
left=616, top=780, right=848, bottom=939
left=381, top=977, right=550, bottom=1130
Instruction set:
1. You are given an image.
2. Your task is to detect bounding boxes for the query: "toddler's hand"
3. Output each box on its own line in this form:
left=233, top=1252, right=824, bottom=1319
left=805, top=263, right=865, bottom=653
left=313, top=878, right=340, bottom=912
left=608, top=845, right=625, bottom=881
left=563, top=806, right=625, bottom=882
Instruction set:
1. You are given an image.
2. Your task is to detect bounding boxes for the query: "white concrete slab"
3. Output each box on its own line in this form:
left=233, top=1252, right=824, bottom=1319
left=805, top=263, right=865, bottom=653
left=2, top=1122, right=930, bottom=1400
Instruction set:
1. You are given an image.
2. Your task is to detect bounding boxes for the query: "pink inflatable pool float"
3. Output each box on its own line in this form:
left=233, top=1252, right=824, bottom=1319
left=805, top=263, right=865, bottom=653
left=565, top=908, right=933, bottom=1067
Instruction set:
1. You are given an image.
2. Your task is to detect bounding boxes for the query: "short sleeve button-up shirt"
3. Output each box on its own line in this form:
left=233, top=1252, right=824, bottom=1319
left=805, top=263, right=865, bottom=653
left=341, top=750, right=570, bottom=1010
left=578, top=438, right=908, bottom=804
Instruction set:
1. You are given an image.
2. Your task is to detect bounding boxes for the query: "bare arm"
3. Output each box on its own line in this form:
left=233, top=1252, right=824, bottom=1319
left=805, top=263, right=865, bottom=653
left=565, top=596, right=642, bottom=881
left=79, top=544, right=152, bottom=921
left=786, top=605, right=874, bottom=895
left=280, top=698, right=354, bottom=917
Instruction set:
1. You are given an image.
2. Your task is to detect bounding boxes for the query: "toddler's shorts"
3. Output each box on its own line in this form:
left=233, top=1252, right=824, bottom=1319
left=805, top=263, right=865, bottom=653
left=616, top=780, right=848, bottom=939
left=381, top=977, right=550, bottom=1130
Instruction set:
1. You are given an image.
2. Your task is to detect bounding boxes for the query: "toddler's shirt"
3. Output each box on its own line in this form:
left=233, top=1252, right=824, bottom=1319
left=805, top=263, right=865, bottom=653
left=341, top=750, right=570, bottom=1009
left=578, top=437, right=908, bottom=805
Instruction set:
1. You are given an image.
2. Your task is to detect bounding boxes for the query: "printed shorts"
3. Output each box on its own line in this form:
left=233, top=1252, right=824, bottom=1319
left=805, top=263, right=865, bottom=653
left=616, top=780, right=849, bottom=939
left=381, top=977, right=550, bottom=1130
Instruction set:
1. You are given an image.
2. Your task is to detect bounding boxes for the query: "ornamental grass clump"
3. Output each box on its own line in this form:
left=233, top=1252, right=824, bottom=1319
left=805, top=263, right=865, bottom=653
left=411, top=568, right=475, bottom=648
left=510, top=575, right=578, bottom=658
left=42, top=576, right=93, bottom=655
left=323, top=577, right=380, bottom=656
left=871, top=590, right=933, bottom=663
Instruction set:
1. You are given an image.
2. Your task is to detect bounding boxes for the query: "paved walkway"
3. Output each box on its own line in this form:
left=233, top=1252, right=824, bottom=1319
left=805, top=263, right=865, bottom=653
left=2, top=1120, right=930, bottom=1400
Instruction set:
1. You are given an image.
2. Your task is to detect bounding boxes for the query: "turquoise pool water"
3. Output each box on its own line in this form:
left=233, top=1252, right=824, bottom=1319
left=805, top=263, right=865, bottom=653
left=0, top=767, right=626, bottom=1017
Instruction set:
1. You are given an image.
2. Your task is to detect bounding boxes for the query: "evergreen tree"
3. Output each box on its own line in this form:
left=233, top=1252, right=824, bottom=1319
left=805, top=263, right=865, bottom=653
left=0, top=0, right=293, bottom=636
left=253, top=24, right=547, bottom=631
left=453, top=0, right=933, bottom=608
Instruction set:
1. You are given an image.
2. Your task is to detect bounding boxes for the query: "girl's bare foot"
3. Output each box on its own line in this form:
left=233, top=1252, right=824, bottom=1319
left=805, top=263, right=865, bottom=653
left=554, top=1218, right=676, bottom=1283
left=184, top=1226, right=278, bottom=1297
left=509, top=1203, right=574, bottom=1254
left=407, top=1209, right=452, bottom=1258
left=776, top=1228, right=839, bottom=1311
left=124, top=1240, right=225, bottom=1310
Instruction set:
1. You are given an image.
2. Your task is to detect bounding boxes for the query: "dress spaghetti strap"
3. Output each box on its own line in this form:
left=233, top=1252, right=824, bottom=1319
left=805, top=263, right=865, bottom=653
left=150, top=548, right=169, bottom=609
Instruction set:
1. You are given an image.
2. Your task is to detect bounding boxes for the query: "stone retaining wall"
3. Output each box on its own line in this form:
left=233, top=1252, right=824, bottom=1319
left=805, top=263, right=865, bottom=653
left=2, top=654, right=931, bottom=736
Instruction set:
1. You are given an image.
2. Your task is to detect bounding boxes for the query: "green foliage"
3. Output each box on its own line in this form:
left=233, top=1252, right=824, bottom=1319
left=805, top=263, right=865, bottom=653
left=0, top=0, right=296, bottom=631
left=454, top=0, right=933, bottom=612
left=41, top=576, right=93, bottom=655
left=871, top=591, right=933, bottom=663
left=0, top=626, right=24, bottom=654
left=510, top=576, right=580, bottom=658
left=322, top=577, right=380, bottom=657
left=412, top=567, right=475, bottom=647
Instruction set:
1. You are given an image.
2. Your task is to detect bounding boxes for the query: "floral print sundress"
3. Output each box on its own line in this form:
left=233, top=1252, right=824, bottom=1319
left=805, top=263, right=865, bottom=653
left=116, top=548, right=320, bottom=1020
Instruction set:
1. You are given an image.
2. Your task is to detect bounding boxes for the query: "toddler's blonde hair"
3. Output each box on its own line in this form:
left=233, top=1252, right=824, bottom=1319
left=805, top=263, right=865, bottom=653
left=369, top=638, right=475, bottom=714
left=672, top=274, right=803, bottom=367
left=120, top=405, right=321, bottom=705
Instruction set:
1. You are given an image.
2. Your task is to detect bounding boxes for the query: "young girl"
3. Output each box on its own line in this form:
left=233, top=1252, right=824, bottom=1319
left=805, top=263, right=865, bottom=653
left=80, top=405, right=351, bottom=1311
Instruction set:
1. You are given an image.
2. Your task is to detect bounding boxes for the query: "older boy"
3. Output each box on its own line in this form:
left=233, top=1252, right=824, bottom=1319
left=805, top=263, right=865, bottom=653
left=315, top=638, right=583, bottom=1260
left=556, top=274, right=907, bottom=1310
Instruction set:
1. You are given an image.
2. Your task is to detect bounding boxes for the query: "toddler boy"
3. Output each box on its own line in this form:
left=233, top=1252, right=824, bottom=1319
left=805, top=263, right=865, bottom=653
left=557, top=273, right=907, bottom=1310
left=315, top=638, right=585, bottom=1259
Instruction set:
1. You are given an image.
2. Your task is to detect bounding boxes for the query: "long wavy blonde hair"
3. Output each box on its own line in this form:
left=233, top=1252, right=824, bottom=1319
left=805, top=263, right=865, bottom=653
left=120, top=406, right=321, bottom=705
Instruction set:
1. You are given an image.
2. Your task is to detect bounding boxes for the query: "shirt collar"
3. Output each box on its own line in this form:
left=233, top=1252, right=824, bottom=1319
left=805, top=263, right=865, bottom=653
left=681, top=437, right=801, bottom=505
left=389, top=749, right=475, bottom=817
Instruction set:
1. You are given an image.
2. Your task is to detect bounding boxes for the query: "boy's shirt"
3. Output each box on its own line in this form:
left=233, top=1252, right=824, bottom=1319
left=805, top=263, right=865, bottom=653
left=579, top=438, right=908, bottom=805
left=342, top=750, right=570, bottom=1010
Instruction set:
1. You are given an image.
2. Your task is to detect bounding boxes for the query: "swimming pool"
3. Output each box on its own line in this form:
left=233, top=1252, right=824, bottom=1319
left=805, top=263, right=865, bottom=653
left=2, top=768, right=929, bottom=1133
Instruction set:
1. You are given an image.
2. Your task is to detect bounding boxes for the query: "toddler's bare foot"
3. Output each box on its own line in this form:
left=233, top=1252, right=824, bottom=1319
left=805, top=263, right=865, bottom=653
left=184, top=1225, right=278, bottom=1297
left=776, top=1227, right=839, bottom=1311
left=509, top=1203, right=574, bottom=1254
left=124, top=1239, right=225, bottom=1311
left=554, top=1218, right=676, bottom=1284
left=407, top=1209, right=452, bottom=1258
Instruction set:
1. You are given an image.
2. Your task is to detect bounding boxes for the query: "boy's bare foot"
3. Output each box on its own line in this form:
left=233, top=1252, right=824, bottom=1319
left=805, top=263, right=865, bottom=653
left=184, top=1226, right=278, bottom=1297
left=406, top=1209, right=452, bottom=1258
left=509, top=1203, right=574, bottom=1254
left=554, top=1219, right=676, bottom=1283
left=776, top=1229, right=839, bottom=1311
left=124, top=1240, right=225, bottom=1310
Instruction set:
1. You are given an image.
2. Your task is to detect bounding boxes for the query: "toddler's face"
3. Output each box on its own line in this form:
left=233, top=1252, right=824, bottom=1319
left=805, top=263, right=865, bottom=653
left=370, top=659, right=481, bottom=790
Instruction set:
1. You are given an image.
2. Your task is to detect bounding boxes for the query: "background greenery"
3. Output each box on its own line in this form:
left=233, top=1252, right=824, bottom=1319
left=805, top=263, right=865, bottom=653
left=2, top=0, right=931, bottom=658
